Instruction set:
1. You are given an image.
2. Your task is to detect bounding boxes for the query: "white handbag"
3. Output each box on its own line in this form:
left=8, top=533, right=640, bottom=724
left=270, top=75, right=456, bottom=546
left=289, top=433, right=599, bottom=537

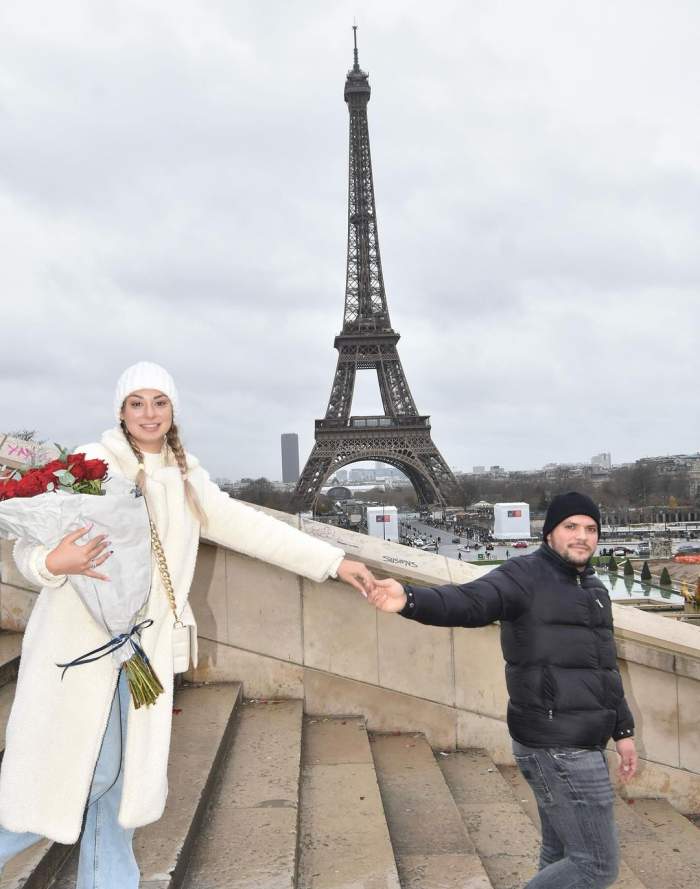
left=171, top=623, right=192, bottom=674
left=150, top=519, right=193, bottom=674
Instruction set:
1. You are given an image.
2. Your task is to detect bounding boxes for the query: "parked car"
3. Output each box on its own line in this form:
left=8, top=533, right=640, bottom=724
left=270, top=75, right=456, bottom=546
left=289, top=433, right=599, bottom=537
left=452, top=537, right=460, bottom=544
left=513, top=541, right=528, bottom=549
left=676, top=544, right=700, bottom=555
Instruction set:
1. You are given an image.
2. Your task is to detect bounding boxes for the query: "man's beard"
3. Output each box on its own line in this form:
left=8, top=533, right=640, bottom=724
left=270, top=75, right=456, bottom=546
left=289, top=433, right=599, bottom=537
left=560, top=545, right=592, bottom=566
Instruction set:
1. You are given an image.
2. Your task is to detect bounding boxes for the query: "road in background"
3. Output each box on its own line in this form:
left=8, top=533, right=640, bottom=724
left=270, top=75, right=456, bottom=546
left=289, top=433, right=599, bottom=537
left=398, top=514, right=688, bottom=562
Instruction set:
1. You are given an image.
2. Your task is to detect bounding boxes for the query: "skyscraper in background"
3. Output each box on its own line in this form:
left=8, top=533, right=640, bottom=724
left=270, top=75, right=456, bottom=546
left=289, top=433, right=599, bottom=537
left=281, top=433, right=300, bottom=483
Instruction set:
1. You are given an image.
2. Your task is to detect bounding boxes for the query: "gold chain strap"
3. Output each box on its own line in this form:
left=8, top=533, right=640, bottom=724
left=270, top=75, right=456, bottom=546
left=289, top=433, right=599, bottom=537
left=149, top=519, right=184, bottom=626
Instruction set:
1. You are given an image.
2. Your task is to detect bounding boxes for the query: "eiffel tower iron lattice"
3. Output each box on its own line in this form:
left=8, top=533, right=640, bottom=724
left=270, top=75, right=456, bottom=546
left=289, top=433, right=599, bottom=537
left=293, top=29, right=459, bottom=511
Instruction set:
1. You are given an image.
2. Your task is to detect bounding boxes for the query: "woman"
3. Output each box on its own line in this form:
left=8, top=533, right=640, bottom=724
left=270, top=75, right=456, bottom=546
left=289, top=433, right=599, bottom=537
left=0, top=361, right=374, bottom=888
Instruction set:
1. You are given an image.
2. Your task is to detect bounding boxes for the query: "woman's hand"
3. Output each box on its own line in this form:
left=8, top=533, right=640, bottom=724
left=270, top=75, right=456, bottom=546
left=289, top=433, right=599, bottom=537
left=336, top=558, right=376, bottom=597
left=45, top=526, right=112, bottom=581
left=367, top=578, right=407, bottom=612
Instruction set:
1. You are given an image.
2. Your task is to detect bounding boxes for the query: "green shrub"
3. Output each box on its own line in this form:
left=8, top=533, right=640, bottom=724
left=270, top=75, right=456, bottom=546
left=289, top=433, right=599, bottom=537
left=608, top=554, right=618, bottom=572
left=624, top=559, right=634, bottom=577
left=659, top=567, right=672, bottom=588
left=641, top=561, right=652, bottom=581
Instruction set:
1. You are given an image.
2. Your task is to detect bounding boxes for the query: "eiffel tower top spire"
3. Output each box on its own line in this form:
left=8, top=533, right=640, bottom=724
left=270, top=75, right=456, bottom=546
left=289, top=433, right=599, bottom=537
left=342, top=25, right=390, bottom=332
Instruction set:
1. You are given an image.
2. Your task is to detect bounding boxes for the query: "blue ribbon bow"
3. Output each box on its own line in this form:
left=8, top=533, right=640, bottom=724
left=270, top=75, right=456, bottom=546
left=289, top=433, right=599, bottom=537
left=56, top=619, right=154, bottom=679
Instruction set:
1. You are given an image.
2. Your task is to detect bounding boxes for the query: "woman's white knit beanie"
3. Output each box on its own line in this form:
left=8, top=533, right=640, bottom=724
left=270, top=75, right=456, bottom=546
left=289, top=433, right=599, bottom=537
left=114, top=361, right=180, bottom=420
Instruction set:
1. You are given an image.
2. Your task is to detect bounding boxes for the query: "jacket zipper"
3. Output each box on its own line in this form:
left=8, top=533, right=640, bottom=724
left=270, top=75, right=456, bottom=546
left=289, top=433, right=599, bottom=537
left=577, top=573, right=604, bottom=608
left=543, top=665, right=557, bottom=720
left=577, top=574, right=606, bottom=667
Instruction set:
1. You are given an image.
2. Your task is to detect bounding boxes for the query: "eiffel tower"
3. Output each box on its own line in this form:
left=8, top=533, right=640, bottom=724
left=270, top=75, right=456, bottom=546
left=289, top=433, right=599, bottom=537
left=294, top=29, right=459, bottom=511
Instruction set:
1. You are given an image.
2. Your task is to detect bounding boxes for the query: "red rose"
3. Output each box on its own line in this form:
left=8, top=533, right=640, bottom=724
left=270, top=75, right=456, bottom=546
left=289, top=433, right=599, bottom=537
left=16, top=472, right=47, bottom=497
left=39, top=467, right=57, bottom=483
left=0, top=480, right=19, bottom=500
left=70, top=461, right=88, bottom=481
left=42, top=459, right=67, bottom=473
left=84, top=459, right=108, bottom=481
left=66, top=453, right=86, bottom=464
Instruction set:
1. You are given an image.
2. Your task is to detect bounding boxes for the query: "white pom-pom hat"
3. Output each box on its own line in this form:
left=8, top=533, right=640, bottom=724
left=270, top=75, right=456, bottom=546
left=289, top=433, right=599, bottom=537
left=114, top=361, right=180, bottom=420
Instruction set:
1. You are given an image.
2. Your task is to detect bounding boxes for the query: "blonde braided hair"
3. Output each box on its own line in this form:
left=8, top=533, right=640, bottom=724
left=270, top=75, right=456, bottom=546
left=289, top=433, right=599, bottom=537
left=166, top=422, right=207, bottom=526
left=120, top=417, right=207, bottom=528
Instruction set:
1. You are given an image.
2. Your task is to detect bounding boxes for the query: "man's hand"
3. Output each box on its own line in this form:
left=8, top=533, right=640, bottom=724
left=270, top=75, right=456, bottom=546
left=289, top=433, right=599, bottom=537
left=336, top=558, right=376, bottom=597
left=615, top=737, right=638, bottom=783
left=367, top=578, right=407, bottom=613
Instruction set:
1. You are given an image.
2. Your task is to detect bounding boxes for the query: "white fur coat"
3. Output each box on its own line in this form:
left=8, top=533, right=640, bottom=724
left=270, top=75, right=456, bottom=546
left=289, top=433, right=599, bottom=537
left=0, top=428, right=344, bottom=843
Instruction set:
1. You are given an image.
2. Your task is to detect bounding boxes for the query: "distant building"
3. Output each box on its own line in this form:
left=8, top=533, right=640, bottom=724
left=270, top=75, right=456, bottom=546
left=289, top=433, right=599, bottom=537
left=591, top=452, right=611, bottom=470
left=472, top=466, right=485, bottom=474
left=281, top=433, right=300, bottom=483
left=335, top=468, right=348, bottom=483
left=349, top=467, right=376, bottom=482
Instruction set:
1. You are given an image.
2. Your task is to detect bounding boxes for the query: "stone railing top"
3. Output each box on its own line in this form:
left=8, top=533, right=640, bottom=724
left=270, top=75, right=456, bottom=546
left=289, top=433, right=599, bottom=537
left=204, top=504, right=700, bottom=664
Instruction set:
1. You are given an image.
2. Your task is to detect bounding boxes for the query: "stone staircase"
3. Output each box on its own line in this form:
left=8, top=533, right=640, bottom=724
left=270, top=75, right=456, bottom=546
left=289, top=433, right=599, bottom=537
left=0, top=633, right=697, bottom=889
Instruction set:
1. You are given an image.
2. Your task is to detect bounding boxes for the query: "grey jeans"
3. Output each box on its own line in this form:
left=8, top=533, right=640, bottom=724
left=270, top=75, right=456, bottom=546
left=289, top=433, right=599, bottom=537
left=512, top=740, right=619, bottom=889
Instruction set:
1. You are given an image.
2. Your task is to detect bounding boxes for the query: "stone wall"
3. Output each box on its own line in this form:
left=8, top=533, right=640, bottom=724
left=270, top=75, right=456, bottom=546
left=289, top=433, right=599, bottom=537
left=2, top=509, right=700, bottom=812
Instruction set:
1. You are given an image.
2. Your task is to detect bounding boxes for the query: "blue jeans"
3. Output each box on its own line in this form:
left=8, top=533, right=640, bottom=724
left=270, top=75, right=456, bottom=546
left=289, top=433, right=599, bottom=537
left=513, top=740, right=619, bottom=889
left=0, top=669, right=139, bottom=889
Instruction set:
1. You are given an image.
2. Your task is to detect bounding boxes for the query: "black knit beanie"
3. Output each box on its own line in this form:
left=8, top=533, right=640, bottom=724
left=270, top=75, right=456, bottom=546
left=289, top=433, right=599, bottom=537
left=542, top=492, right=601, bottom=540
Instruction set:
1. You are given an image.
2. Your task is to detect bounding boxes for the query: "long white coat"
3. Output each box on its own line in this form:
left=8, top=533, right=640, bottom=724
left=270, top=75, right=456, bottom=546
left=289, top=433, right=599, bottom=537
left=0, top=428, right=344, bottom=843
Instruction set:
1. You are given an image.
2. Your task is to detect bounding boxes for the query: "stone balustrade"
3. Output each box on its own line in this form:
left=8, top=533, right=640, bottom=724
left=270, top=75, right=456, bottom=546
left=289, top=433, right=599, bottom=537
left=2, top=507, right=699, bottom=812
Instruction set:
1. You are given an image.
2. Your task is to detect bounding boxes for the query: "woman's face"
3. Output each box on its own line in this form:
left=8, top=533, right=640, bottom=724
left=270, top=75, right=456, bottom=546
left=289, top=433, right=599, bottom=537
left=120, top=389, right=173, bottom=454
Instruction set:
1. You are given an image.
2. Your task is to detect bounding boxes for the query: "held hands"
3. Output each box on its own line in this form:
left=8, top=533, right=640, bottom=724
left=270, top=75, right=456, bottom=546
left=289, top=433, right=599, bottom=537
left=615, top=737, right=638, bottom=783
left=367, top=577, right=407, bottom=612
left=336, top=558, right=378, bottom=597
left=45, top=526, right=112, bottom=581
left=335, top=561, right=407, bottom=612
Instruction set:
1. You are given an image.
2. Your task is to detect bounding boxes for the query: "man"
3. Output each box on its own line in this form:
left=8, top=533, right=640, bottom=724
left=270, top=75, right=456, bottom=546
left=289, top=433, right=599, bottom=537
left=368, top=492, right=637, bottom=889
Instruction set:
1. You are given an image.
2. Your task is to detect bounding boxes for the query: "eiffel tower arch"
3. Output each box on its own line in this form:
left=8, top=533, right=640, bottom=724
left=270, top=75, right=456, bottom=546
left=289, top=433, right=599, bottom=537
left=293, top=29, right=459, bottom=512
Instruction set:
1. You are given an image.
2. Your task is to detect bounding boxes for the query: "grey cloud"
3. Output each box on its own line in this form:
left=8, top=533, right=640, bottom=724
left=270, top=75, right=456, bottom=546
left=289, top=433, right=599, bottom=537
left=2, top=1, right=699, bottom=480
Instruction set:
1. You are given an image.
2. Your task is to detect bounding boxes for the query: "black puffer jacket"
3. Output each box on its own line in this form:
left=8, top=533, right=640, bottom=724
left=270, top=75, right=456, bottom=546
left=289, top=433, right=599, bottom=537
left=401, top=544, right=634, bottom=748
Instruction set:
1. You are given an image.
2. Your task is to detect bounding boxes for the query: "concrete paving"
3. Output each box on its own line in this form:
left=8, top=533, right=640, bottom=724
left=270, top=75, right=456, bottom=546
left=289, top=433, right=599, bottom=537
left=182, top=699, right=303, bottom=889
left=298, top=717, right=401, bottom=889
left=438, top=748, right=539, bottom=889
left=370, top=733, right=492, bottom=889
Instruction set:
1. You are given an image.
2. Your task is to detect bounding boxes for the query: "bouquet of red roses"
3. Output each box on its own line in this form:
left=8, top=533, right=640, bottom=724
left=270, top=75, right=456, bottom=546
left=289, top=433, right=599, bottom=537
left=0, top=451, right=163, bottom=708
left=0, top=451, right=110, bottom=500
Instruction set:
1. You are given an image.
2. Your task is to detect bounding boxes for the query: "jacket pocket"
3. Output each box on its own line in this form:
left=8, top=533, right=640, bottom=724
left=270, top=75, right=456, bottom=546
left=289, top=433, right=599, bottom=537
left=541, top=666, right=558, bottom=717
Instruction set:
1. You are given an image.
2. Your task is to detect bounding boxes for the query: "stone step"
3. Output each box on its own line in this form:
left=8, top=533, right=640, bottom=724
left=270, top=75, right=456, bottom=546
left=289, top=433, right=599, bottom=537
left=613, top=797, right=700, bottom=889
left=500, top=763, right=657, bottom=889
left=0, top=841, right=73, bottom=889
left=181, top=699, right=303, bottom=889
left=370, top=733, right=492, bottom=889
left=298, top=717, right=401, bottom=889
left=50, top=681, right=242, bottom=889
left=437, top=748, right=540, bottom=889
left=0, top=634, right=21, bottom=690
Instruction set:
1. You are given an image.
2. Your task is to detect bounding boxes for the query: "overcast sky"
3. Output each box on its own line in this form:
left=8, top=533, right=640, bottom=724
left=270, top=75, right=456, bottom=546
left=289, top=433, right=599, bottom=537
left=2, top=1, right=699, bottom=480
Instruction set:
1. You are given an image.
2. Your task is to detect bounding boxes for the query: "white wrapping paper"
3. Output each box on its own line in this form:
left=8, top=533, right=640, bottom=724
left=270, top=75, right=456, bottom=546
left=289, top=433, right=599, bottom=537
left=0, top=476, right=152, bottom=665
